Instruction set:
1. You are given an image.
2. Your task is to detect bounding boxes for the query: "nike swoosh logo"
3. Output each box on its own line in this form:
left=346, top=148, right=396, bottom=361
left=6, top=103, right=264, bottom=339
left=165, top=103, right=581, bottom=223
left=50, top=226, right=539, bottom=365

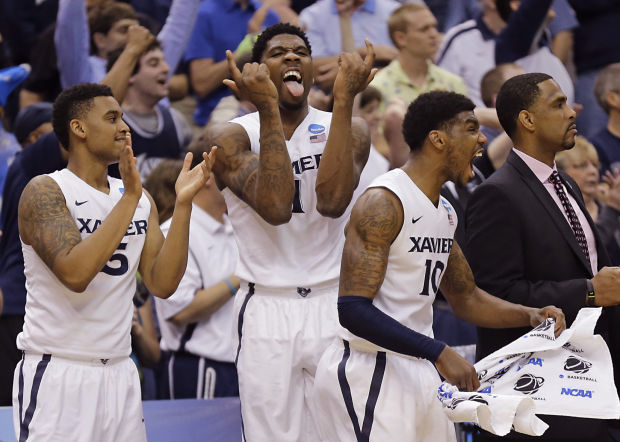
left=412, top=216, right=422, bottom=223
left=75, top=200, right=88, bottom=206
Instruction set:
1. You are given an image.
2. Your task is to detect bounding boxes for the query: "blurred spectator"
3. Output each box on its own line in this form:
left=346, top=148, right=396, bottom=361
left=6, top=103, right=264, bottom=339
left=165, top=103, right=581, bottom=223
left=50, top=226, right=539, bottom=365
left=55, top=0, right=199, bottom=96
left=591, top=63, right=620, bottom=175
left=556, top=136, right=620, bottom=265
left=354, top=86, right=390, bottom=160
left=184, top=0, right=279, bottom=126
left=300, top=0, right=405, bottom=92
left=13, top=102, right=54, bottom=149
left=106, top=38, right=192, bottom=181
left=568, top=0, right=620, bottom=139
left=0, top=65, right=30, bottom=222
left=437, top=0, right=573, bottom=108
left=146, top=154, right=240, bottom=399
left=371, top=3, right=468, bottom=168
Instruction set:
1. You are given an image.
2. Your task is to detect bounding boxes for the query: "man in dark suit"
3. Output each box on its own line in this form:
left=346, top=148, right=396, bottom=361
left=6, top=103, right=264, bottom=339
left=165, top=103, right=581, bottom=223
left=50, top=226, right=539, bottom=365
left=465, top=72, right=620, bottom=441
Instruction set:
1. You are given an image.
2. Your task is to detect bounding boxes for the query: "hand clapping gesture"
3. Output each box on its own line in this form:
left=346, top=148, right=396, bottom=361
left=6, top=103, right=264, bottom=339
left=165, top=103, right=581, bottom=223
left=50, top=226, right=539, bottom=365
left=175, top=149, right=217, bottom=204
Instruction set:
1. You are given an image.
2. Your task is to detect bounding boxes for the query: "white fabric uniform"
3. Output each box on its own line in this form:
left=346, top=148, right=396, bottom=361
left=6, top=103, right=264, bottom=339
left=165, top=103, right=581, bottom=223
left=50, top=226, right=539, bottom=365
left=156, top=207, right=238, bottom=399
left=14, top=169, right=150, bottom=441
left=156, top=207, right=237, bottom=362
left=437, top=19, right=574, bottom=108
left=313, top=169, right=458, bottom=442
left=225, top=107, right=383, bottom=441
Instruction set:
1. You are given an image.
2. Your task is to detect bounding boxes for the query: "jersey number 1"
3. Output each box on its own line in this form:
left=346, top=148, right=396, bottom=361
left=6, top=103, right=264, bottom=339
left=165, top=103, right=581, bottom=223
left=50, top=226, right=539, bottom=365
left=419, top=259, right=444, bottom=296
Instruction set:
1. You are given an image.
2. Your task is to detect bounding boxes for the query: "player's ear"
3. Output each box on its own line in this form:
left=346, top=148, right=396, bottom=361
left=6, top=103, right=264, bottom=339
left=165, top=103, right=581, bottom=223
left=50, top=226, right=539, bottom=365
left=69, top=119, right=87, bottom=140
left=428, top=129, right=445, bottom=150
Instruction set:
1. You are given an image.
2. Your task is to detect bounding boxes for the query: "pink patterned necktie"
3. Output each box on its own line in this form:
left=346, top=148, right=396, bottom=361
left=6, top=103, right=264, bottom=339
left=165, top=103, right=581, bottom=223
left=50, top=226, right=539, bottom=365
left=548, top=171, right=590, bottom=260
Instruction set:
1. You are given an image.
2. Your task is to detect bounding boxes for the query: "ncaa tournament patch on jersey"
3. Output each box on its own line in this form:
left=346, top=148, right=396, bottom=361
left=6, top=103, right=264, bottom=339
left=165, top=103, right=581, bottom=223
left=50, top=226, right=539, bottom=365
left=441, top=198, right=455, bottom=226
left=308, top=123, right=326, bottom=143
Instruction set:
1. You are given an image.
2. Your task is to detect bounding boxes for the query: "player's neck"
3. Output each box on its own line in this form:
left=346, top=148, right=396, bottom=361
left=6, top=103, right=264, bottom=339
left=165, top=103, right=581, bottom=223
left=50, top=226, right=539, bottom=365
left=66, top=155, right=111, bottom=193
left=279, top=103, right=309, bottom=140
left=401, top=154, right=444, bottom=207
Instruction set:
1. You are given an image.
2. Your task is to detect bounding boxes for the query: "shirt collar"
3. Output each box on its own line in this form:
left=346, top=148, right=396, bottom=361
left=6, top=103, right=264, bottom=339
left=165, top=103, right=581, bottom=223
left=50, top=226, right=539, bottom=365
left=475, top=14, right=497, bottom=41
left=513, top=148, right=557, bottom=184
left=331, top=0, right=375, bottom=15
left=192, top=203, right=230, bottom=235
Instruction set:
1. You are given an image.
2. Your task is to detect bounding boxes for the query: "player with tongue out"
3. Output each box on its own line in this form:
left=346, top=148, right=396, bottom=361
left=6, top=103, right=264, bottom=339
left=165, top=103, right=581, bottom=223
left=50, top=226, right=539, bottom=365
left=201, top=23, right=376, bottom=442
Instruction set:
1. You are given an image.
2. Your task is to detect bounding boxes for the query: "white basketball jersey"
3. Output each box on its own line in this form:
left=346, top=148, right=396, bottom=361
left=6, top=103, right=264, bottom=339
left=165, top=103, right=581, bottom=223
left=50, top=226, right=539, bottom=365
left=224, top=107, right=351, bottom=288
left=341, top=168, right=457, bottom=349
left=17, top=169, right=151, bottom=360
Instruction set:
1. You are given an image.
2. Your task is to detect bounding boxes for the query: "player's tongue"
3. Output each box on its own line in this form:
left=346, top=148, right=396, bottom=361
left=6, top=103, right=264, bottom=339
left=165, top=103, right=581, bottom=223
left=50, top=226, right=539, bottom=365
left=284, top=80, right=304, bottom=97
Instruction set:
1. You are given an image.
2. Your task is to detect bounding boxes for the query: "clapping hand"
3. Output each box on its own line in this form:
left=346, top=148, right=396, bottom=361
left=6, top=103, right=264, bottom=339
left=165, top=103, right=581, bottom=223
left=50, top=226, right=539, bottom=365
left=175, top=149, right=217, bottom=204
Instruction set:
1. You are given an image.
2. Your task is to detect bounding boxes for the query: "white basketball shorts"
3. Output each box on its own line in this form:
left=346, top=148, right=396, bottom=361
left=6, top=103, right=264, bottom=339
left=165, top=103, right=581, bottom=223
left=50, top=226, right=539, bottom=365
left=313, top=339, right=457, bottom=442
left=13, top=352, right=146, bottom=442
left=232, top=281, right=339, bottom=442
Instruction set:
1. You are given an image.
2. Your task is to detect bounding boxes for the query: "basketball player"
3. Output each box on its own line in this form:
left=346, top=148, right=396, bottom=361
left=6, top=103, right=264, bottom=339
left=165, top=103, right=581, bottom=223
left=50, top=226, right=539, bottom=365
left=14, top=83, right=214, bottom=441
left=312, top=91, right=566, bottom=442
left=202, top=23, right=376, bottom=440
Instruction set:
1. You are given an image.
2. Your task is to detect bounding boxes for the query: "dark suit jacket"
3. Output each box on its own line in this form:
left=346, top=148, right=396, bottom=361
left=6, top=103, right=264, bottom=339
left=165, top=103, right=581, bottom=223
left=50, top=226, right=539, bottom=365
left=465, top=150, right=618, bottom=441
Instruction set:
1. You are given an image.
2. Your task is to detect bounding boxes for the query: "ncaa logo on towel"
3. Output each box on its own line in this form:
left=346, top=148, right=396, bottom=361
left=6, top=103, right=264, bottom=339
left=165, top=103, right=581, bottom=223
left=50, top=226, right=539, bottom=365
left=532, top=318, right=554, bottom=332
left=308, top=124, right=325, bottom=134
left=563, top=356, right=592, bottom=374
left=513, top=374, right=545, bottom=395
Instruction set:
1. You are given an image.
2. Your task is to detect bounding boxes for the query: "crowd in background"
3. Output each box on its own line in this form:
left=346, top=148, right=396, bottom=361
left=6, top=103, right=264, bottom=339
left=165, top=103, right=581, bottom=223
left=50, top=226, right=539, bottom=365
left=0, top=0, right=619, bottom=427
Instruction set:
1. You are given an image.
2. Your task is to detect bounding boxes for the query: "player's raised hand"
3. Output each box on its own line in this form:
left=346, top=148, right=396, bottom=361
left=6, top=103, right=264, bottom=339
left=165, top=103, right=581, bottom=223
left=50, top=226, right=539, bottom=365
left=435, top=345, right=480, bottom=392
left=332, top=39, right=377, bottom=101
left=175, top=148, right=217, bottom=204
left=223, top=50, right=278, bottom=108
left=118, top=132, right=142, bottom=200
left=528, top=306, right=566, bottom=337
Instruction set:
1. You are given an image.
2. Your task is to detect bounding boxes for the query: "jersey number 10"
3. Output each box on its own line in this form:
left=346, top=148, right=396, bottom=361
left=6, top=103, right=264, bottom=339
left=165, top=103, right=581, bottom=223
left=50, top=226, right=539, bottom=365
left=419, top=259, right=445, bottom=296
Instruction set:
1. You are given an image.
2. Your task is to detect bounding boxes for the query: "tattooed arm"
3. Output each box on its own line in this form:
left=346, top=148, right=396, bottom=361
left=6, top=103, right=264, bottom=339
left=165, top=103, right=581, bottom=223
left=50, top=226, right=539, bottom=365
left=316, top=42, right=376, bottom=218
left=440, top=241, right=566, bottom=334
left=339, top=188, right=401, bottom=298
left=18, top=172, right=141, bottom=293
left=204, top=51, right=294, bottom=225
left=340, top=188, right=480, bottom=390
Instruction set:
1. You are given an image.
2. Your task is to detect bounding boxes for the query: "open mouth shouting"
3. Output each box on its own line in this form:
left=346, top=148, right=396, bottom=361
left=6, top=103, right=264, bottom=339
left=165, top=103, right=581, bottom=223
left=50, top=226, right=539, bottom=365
left=283, top=69, right=304, bottom=97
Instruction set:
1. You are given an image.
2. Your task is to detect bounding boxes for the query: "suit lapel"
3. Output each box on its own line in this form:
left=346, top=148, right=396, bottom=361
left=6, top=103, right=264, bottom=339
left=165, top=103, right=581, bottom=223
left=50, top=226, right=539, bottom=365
left=507, top=151, right=593, bottom=276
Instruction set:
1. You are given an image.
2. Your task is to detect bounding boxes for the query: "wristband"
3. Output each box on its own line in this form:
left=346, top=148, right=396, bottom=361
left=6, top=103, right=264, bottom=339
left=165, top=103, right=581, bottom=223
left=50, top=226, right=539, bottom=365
left=585, top=279, right=595, bottom=306
left=224, top=278, right=237, bottom=296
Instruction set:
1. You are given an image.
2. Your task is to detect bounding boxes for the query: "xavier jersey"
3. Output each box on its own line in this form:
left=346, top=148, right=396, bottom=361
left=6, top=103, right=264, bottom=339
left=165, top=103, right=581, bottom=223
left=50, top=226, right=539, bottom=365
left=341, top=168, right=458, bottom=350
left=224, top=107, right=350, bottom=288
left=17, top=169, right=151, bottom=360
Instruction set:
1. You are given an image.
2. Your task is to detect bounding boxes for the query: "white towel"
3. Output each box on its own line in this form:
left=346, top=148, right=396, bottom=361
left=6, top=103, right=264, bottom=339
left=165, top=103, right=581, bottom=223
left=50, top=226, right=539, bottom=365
left=438, top=308, right=620, bottom=436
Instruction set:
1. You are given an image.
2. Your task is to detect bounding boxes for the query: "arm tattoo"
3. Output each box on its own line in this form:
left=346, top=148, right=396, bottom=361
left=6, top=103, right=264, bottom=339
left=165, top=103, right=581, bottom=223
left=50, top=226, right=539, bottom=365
left=341, top=190, right=402, bottom=296
left=440, top=241, right=476, bottom=297
left=18, top=176, right=81, bottom=270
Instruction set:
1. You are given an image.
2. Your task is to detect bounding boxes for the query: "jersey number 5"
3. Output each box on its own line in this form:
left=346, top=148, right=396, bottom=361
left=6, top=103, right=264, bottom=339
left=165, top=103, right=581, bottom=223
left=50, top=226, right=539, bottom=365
left=102, top=242, right=129, bottom=276
left=419, top=259, right=444, bottom=296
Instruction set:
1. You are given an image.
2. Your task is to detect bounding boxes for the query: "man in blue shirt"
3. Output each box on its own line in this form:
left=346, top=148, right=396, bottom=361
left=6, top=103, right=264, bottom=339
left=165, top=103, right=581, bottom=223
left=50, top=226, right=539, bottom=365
left=184, top=0, right=279, bottom=126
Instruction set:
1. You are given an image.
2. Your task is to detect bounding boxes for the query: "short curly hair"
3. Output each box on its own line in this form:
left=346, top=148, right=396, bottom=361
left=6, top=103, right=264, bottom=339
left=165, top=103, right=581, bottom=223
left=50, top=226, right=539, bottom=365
left=52, top=83, right=114, bottom=150
left=251, top=23, right=312, bottom=63
left=402, top=91, right=475, bottom=152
